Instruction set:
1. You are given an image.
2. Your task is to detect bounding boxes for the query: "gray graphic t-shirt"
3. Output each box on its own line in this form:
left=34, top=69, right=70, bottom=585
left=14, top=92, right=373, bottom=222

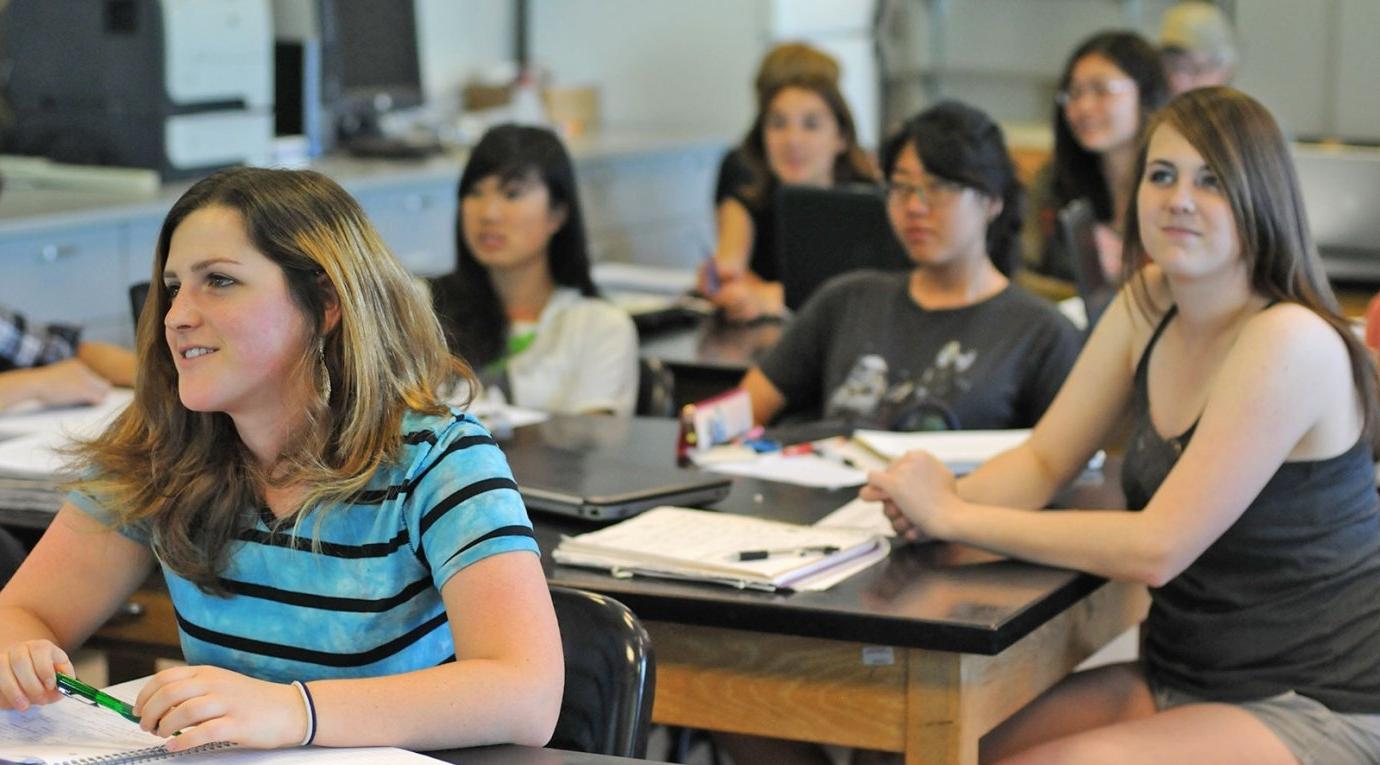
left=760, top=271, right=1081, bottom=429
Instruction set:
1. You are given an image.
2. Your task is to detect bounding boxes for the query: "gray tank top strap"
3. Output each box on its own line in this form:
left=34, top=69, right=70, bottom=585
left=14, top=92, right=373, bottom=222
left=1133, top=304, right=1178, bottom=389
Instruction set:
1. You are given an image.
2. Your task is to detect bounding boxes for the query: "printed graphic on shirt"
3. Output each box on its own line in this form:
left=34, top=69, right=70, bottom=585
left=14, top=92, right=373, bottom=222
left=825, top=340, right=975, bottom=430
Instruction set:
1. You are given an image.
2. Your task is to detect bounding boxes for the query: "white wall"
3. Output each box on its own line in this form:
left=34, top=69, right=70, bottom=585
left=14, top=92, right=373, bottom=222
left=1235, top=0, right=1380, bottom=142
left=1233, top=0, right=1335, bottom=139
left=416, top=0, right=514, bottom=114
left=531, top=0, right=770, bottom=136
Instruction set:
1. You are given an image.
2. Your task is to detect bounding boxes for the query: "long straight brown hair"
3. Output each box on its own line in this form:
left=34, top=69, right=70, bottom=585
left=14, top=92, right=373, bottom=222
left=1123, top=87, right=1380, bottom=450
left=71, top=168, right=473, bottom=592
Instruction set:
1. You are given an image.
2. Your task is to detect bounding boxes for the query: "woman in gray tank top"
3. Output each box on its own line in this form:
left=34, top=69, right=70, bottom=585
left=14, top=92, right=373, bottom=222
left=864, top=87, right=1380, bottom=764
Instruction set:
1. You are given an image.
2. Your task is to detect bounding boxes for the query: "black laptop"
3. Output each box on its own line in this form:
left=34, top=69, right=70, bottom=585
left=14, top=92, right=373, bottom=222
left=775, top=184, right=910, bottom=311
left=505, top=447, right=731, bottom=522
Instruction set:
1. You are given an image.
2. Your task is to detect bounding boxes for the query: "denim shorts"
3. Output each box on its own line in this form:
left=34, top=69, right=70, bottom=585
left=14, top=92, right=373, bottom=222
left=1150, top=680, right=1380, bottom=765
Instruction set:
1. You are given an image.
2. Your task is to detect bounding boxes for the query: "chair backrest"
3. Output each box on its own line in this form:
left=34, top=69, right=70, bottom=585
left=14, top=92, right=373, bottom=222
left=129, top=281, right=150, bottom=326
left=775, top=183, right=909, bottom=311
left=635, top=356, right=675, bottom=418
left=1057, top=199, right=1113, bottom=330
left=0, top=527, right=26, bottom=588
left=548, top=586, right=656, bottom=758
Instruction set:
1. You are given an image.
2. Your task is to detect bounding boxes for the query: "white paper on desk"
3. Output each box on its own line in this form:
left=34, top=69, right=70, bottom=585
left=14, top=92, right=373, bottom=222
left=852, top=429, right=1031, bottom=473
left=0, top=427, right=93, bottom=479
left=0, top=676, right=444, bottom=764
left=0, top=389, right=133, bottom=438
left=816, top=497, right=896, bottom=538
left=592, top=261, right=697, bottom=294
left=703, top=453, right=867, bottom=489
left=449, top=392, right=549, bottom=431
left=853, top=429, right=1106, bottom=475
left=0, top=688, right=167, bottom=762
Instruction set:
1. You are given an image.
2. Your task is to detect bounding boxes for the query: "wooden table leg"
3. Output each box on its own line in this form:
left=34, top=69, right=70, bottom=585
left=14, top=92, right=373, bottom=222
left=908, top=651, right=973, bottom=765
left=902, top=581, right=1150, bottom=765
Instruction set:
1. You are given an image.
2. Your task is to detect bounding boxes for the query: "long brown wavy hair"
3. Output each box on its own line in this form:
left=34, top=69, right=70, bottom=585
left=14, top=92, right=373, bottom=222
left=71, top=168, right=474, bottom=592
left=1123, top=87, right=1380, bottom=450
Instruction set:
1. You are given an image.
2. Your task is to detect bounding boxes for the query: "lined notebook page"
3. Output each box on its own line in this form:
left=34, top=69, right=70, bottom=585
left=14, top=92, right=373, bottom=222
left=2, top=677, right=442, bottom=764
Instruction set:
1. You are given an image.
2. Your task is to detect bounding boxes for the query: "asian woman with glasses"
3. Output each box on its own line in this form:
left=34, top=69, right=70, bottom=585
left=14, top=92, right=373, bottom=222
left=1024, top=31, right=1169, bottom=286
left=737, top=101, right=1081, bottom=431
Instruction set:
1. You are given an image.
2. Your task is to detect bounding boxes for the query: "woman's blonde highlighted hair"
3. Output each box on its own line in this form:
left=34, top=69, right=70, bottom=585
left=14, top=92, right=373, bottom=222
left=72, top=168, right=474, bottom=591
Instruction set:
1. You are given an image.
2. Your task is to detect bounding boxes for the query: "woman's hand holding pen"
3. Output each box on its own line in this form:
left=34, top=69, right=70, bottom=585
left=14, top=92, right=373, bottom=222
left=716, top=275, right=785, bottom=322
left=134, top=665, right=308, bottom=751
left=0, top=638, right=74, bottom=711
left=860, top=449, right=961, bottom=542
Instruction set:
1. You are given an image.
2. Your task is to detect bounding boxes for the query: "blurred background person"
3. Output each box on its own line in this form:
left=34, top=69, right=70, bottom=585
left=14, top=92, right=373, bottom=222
left=704, top=43, right=877, bottom=321
left=1159, top=1, right=1238, bottom=95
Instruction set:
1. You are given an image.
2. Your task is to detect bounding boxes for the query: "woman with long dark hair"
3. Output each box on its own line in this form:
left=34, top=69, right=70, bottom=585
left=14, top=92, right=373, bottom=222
left=430, top=124, right=638, bottom=416
left=1026, top=31, right=1168, bottom=284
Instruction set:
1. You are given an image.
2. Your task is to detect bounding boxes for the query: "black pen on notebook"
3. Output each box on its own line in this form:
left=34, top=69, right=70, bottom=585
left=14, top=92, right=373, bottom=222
left=735, top=544, right=841, bottom=561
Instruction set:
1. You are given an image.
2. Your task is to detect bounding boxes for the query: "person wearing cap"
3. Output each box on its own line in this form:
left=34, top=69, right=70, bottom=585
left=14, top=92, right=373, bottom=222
left=1159, top=1, right=1237, bottom=95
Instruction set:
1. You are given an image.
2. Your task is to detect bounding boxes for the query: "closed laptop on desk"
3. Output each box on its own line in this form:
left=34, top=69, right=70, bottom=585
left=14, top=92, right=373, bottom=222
left=505, top=447, right=731, bottom=521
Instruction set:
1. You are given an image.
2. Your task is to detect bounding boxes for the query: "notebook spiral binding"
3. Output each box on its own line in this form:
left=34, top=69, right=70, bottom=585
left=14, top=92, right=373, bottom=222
left=64, top=741, right=235, bottom=764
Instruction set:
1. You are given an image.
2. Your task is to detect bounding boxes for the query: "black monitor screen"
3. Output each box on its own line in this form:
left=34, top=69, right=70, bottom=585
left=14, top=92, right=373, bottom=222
left=323, top=0, right=422, bottom=111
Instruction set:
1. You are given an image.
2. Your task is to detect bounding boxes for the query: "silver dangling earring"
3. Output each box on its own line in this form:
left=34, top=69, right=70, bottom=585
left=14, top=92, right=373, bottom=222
left=317, top=338, right=332, bottom=403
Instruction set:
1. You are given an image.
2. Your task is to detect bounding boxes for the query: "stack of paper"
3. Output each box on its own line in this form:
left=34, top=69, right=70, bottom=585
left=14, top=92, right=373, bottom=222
left=816, top=497, right=896, bottom=538
left=851, top=429, right=1032, bottom=474
left=0, top=391, right=133, bottom=513
left=554, top=506, right=888, bottom=592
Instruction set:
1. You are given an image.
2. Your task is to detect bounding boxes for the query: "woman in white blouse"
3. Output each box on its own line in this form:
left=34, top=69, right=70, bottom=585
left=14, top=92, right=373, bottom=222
left=430, top=124, right=638, bottom=416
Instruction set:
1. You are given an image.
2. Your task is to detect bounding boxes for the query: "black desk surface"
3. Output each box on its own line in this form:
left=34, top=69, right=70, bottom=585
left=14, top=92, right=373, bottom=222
left=507, top=416, right=1123, bottom=656
left=637, top=314, right=782, bottom=373
left=427, top=744, right=646, bottom=764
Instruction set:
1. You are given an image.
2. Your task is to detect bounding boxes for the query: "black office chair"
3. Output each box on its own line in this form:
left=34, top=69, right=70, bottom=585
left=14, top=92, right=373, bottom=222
left=129, top=281, right=150, bottom=325
left=635, top=357, right=676, bottom=418
left=1057, top=198, right=1115, bottom=331
left=0, top=527, right=26, bottom=587
left=548, top=586, right=656, bottom=758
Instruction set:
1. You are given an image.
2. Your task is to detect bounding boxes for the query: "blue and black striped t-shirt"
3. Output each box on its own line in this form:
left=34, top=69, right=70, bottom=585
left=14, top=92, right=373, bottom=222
left=69, top=409, right=539, bottom=682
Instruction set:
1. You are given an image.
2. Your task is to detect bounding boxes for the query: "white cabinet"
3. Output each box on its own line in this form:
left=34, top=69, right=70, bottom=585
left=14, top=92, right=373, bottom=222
left=349, top=180, right=457, bottom=277
left=0, top=222, right=130, bottom=345
left=577, top=144, right=720, bottom=269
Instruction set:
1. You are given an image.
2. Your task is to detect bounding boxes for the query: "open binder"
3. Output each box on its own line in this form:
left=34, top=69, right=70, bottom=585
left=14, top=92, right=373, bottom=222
left=553, top=506, right=889, bottom=592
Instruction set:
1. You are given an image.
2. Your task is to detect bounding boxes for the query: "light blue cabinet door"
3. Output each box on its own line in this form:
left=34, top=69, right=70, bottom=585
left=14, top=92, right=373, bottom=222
left=0, top=223, right=129, bottom=344
left=351, top=181, right=457, bottom=277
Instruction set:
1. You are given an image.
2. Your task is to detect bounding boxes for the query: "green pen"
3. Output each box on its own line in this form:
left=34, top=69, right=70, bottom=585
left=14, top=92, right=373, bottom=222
left=55, top=672, right=140, bottom=724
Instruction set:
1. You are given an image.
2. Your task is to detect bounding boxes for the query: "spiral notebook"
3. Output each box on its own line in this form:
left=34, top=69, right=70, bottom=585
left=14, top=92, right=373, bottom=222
left=553, top=506, right=889, bottom=592
left=0, top=677, right=439, bottom=764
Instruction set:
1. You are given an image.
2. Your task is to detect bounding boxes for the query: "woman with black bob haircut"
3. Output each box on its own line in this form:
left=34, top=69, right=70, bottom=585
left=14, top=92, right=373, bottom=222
left=430, top=124, right=638, bottom=416
left=1026, top=31, right=1169, bottom=283
left=739, top=100, right=1080, bottom=432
